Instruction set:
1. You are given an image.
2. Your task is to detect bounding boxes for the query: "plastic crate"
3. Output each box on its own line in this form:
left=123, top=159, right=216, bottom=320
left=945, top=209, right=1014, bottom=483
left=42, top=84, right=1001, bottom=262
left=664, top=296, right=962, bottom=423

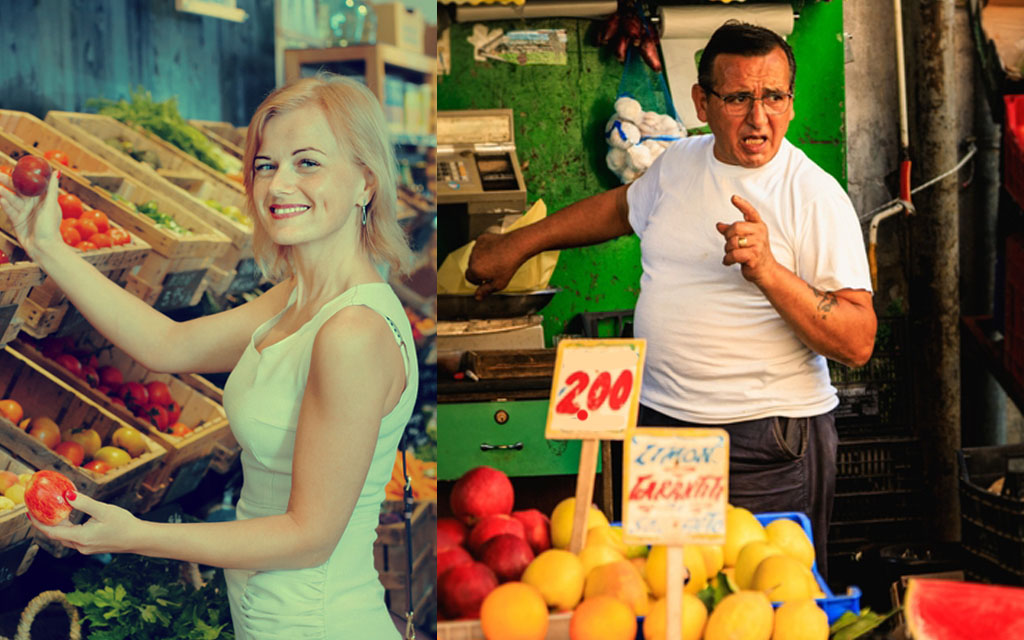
left=1005, top=95, right=1024, bottom=211
left=753, top=512, right=862, bottom=625
left=829, top=316, right=911, bottom=437
left=835, top=437, right=922, bottom=493
left=958, top=444, right=1024, bottom=578
left=1006, top=233, right=1024, bottom=384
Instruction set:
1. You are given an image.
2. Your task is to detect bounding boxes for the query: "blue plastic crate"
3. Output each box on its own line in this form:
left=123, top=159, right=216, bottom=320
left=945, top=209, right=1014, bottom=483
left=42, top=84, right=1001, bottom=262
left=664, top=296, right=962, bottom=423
left=754, top=511, right=862, bottom=625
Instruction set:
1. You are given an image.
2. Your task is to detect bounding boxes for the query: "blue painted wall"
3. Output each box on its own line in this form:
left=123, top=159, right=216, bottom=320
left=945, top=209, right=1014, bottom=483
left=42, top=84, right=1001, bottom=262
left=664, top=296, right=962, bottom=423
left=0, top=0, right=276, bottom=126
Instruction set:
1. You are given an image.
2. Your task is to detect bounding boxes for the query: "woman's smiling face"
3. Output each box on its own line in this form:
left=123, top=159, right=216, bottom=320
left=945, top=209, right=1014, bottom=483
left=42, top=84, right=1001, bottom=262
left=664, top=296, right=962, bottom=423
left=252, top=103, right=372, bottom=249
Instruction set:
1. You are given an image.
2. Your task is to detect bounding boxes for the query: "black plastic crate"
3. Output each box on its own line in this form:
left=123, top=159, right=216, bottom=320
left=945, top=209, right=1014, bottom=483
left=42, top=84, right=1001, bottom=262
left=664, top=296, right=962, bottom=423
left=830, top=316, right=911, bottom=436
left=832, top=489, right=922, bottom=524
left=958, top=444, right=1024, bottom=574
left=828, top=517, right=925, bottom=548
left=835, top=437, right=923, bottom=493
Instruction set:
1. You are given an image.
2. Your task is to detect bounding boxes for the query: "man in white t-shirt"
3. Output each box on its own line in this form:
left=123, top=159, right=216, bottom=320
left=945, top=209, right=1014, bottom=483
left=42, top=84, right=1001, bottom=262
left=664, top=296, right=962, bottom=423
left=466, top=22, right=876, bottom=578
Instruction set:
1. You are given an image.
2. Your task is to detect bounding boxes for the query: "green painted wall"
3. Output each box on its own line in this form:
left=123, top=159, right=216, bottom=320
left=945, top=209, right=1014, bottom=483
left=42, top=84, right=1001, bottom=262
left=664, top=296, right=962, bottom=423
left=438, top=1, right=846, bottom=344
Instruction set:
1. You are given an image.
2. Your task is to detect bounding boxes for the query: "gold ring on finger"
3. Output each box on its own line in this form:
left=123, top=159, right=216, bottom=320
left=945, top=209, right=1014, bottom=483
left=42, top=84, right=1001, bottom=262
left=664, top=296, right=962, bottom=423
left=738, top=236, right=749, bottom=248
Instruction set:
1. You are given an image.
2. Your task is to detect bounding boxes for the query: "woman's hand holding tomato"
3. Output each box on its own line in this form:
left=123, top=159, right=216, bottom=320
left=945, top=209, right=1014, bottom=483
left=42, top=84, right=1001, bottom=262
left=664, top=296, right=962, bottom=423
left=0, top=165, right=64, bottom=256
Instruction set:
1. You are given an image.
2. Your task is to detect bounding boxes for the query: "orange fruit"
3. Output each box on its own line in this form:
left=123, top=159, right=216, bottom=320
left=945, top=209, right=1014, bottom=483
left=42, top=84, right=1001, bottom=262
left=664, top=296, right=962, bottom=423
left=0, top=399, right=23, bottom=424
left=479, top=582, right=549, bottom=640
left=569, top=595, right=637, bottom=640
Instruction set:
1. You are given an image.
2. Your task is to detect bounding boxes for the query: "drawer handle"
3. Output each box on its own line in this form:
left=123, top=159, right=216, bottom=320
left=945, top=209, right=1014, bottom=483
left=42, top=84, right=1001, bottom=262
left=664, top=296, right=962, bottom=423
left=480, top=442, right=524, bottom=451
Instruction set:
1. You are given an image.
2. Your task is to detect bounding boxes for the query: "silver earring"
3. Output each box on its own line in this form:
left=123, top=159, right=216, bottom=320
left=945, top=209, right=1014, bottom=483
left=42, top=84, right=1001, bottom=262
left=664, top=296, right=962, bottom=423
left=360, top=203, right=367, bottom=226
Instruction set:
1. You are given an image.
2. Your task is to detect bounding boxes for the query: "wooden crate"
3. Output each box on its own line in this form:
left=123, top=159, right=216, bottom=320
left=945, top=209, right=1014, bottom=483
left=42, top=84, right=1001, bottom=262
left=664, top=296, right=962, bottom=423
left=162, top=173, right=253, bottom=259
left=438, top=613, right=572, bottom=640
left=0, top=445, right=35, bottom=550
left=188, top=120, right=244, bottom=160
left=203, top=262, right=237, bottom=297
left=0, top=539, right=39, bottom=589
left=0, top=347, right=166, bottom=503
left=189, top=120, right=248, bottom=151
left=12, top=337, right=229, bottom=506
left=375, top=500, right=437, bottom=627
left=0, top=110, right=122, bottom=179
left=0, top=232, right=45, bottom=347
left=17, top=298, right=69, bottom=340
left=176, top=374, right=240, bottom=475
left=45, top=111, right=245, bottom=195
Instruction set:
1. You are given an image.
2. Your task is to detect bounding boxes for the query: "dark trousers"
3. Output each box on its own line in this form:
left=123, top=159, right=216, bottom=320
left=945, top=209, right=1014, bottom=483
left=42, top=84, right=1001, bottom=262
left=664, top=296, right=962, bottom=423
left=637, top=405, right=838, bottom=581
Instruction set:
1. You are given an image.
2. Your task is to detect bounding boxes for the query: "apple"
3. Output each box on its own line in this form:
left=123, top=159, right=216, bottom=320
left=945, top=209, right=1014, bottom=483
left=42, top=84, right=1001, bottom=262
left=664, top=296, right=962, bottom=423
left=449, top=466, right=514, bottom=526
left=0, top=470, right=18, bottom=492
left=467, top=514, right=526, bottom=556
left=438, top=561, right=498, bottom=619
left=24, top=470, right=76, bottom=525
left=438, top=517, right=468, bottom=551
left=479, top=533, right=535, bottom=582
left=438, top=545, right=473, bottom=579
left=11, top=155, right=52, bottom=197
left=513, top=508, right=552, bottom=555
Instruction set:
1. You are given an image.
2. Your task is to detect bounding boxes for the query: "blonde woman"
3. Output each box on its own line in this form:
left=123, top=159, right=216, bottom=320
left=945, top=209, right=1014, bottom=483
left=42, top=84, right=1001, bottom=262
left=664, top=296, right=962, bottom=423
left=2, top=74, right=418, bottom=638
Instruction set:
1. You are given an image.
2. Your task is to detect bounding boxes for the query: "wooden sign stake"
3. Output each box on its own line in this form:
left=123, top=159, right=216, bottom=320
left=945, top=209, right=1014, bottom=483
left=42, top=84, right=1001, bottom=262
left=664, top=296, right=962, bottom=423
left=568, top=439, right=599, bottom=554
left=666, top=546, right=684, bottom=640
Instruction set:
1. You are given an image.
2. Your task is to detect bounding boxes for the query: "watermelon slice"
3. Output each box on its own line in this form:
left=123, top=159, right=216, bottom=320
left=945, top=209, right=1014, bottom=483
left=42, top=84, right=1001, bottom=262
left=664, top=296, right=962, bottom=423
left=905, top=578, right=1024, bottom=639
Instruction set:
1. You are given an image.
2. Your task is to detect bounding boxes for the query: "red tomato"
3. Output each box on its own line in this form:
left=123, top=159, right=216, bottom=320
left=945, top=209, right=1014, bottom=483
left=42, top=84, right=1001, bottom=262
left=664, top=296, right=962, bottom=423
left=145, top=381, right=173, bottom=407
left=97, top=365, right=123, bottom=390
left=54, top=440, right=85, bottom=466
left=74, top=240, right=98, bottom=252
left=0, top=249, right=9, bottom=265
left=81, top=209, right=109, bottom=233
left=76, top=218, right=98, bottom=240
left=165, top=399, right=182, bottom=425
left=82, top=460, right=110, bottom=475
left=81, top=365, right=99, bottom=386
left=108, top=228, right=130, bottom=245
left=54, top=353, right=83, bottom=377
left=11, top=156, right=51, bottom=197
left=0, top=399, right=23, bottom=423
left=118, top=381, right=148, bottom=410
left=57, top=193, right=84, bottom=219
left=43, top=150, right=71, bottom=167
left=142, top=404, right=170, bottom=431
left=60, top=225, right=81, bottom=247
left=89, top=233, right=112, bottom=248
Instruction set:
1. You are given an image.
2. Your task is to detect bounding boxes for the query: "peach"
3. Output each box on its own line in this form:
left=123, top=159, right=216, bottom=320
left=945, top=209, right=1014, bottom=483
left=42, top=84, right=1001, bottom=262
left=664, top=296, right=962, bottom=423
left=438, top=561, right=498, bottom=619
left=513, top=508, right=552, bottom=555
left=480, top=533, right=535, bottom=582
left=25, top=470, right=76, bottom=526
left=450, top=466, right=514, bottom=526
left=468, top=514, right=526, bottom=556
left=0, top=471, right=18, bottom=492
left=438, top=517, right=468, bottom=551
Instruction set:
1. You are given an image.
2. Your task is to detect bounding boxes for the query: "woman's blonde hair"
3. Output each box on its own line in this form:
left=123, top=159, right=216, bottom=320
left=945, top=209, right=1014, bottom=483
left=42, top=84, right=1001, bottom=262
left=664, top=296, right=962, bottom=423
left=242, top=73, right=412, bottom=281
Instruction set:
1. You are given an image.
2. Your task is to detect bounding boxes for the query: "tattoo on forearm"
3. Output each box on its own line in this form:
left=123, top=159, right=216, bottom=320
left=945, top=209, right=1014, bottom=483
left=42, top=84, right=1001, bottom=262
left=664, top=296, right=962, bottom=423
left=809, top=285, right=838, bottom=319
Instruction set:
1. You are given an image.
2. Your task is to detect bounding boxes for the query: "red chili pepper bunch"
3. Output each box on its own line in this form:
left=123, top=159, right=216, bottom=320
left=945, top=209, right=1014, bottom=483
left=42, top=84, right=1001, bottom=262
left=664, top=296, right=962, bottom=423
left=596, top=1, right=662, bottom=72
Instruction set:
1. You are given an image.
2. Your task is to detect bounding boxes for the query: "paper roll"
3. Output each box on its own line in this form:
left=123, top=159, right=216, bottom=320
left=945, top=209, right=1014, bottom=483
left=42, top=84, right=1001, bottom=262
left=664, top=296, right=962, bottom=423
left=658, top=4, right=794, bottom=130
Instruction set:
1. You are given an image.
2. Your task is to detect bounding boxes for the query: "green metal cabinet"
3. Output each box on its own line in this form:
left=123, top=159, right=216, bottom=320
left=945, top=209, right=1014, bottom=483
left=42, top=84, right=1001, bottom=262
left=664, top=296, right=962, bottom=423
left=438, top=400, right=600, bottom=480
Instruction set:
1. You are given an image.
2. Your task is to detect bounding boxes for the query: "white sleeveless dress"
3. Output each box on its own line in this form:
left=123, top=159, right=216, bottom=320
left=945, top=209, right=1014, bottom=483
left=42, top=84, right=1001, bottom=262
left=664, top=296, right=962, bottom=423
left=221, top=282, right=417, bottom=639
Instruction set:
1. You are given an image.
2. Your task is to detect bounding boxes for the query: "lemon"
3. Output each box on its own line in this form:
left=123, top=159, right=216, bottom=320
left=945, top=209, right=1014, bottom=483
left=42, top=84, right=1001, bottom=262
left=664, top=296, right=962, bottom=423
left=0, top=496, right=15, bottom=511
left=579, top=543, right=626, bottom=577
left=585, top=524, right=628, bottom=556
left=521, top=549, right=585, bottom=611
left=643, top=593, right=708, bottom=640
left=765, top=518, right=816, bottom=570
left=734, top=540, right=784, bottom=590
left=751, top=555, right=817, bottom=603
left=4, top=484, right=25, bottom=504
left=724, top=507, right=767, bottom=567
left=550, top=497, right=609, bottom=549
left=704, top=590, right=774, bottom=640
left=772, top=599, right=829, bottom=640
left=697, top=544, right=725, bottom=577
left=645, top=545, right=707, bottom=598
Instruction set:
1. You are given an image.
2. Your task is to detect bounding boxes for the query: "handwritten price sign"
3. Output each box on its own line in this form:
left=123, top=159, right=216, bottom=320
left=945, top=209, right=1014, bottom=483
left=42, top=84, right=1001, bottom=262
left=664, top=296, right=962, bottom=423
left=545, top=339, right=645, bottom=440
left=622, top=428, right=729, bottom=546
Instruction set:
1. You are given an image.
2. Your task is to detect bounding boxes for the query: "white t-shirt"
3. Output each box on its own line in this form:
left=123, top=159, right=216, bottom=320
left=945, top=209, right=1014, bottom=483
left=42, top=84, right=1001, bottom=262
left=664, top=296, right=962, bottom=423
left=626, top=135, right=872, bottom=424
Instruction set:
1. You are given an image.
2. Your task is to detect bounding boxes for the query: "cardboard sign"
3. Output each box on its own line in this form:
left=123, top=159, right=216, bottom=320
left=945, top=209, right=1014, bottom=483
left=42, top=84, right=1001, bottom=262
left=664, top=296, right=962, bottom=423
left=545, top=338, right=645, bottom=440
left=622, top=427, right=729, bottom=546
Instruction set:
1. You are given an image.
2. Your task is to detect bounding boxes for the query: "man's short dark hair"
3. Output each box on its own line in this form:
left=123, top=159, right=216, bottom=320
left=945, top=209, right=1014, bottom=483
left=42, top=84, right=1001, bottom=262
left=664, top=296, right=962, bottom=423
left=697, top=21, right=796, bottom=92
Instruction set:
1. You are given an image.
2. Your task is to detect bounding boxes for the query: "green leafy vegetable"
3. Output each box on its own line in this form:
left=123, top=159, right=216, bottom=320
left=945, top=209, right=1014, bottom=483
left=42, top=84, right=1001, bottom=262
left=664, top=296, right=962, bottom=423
left=829, top=607, right=897, bottom=640
left=88, top=88, right=242, bottom=176
left=67, top=554, right=234, bottom=640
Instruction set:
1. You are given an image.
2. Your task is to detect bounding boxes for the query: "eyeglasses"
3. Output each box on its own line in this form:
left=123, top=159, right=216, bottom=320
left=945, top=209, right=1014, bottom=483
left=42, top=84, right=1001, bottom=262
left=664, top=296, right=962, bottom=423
left=704, top=87, right=793, bottom=116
